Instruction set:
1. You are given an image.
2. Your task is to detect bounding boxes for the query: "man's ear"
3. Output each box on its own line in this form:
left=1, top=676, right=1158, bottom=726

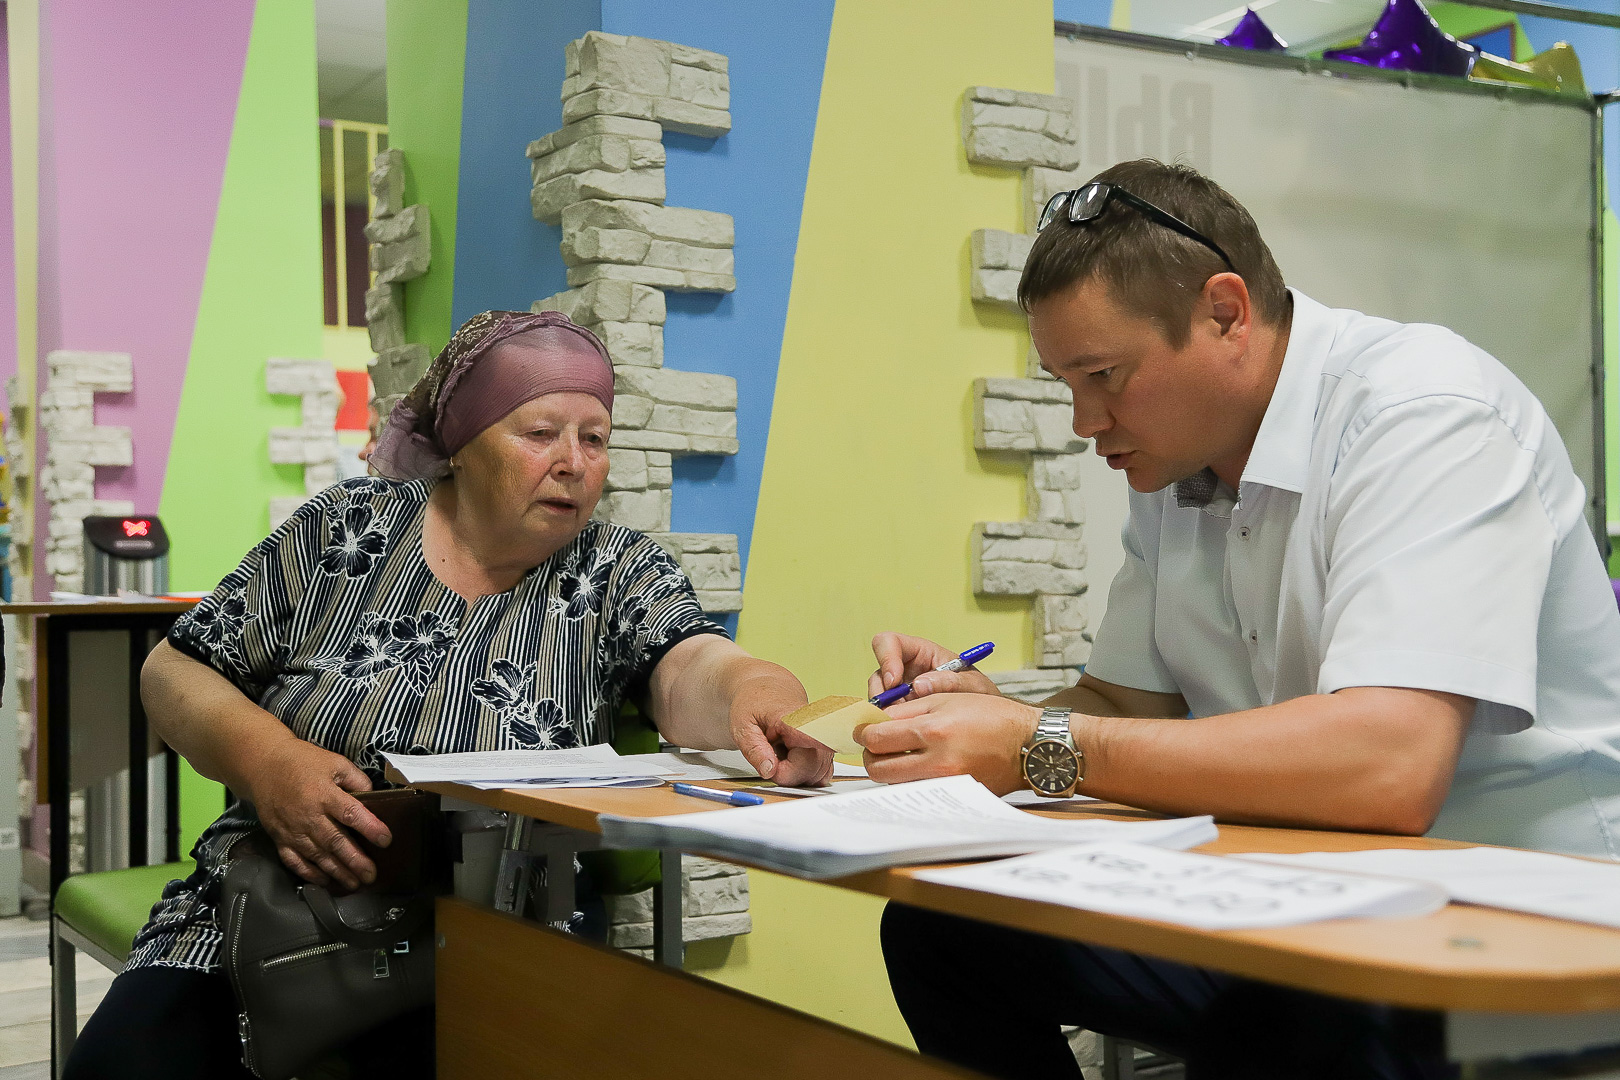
left=1203, top=272, right=1252, bottom=343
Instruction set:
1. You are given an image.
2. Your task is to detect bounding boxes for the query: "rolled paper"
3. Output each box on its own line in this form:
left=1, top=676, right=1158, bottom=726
left=1323, top=0, right=1475, bottom=77
left=784, top=695, right=887, bottom=757
left=1468, top=51, right=1559, bottom=93
left=1216, top=8, right=1287, bottom=52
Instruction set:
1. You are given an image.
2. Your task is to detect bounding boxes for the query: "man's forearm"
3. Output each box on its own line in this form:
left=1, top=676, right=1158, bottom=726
left=1071, top=686, right=1471, bottom=834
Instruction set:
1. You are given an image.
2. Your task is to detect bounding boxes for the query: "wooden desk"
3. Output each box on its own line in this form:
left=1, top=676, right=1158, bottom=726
left=2, top=599, right=199, bottom=894
left=419, top=780, right=1620, bottom=1068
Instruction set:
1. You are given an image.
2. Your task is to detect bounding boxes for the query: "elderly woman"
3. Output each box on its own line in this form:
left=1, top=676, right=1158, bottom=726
left=64, top=311, right=829, bottom=1080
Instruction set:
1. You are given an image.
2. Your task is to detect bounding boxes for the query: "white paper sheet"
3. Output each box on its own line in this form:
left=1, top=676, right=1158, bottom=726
left=916, top=843, right=1447, bottom=930
left=464, top=776, right=666, bottom=791
left=1240, top=847, right=1620, bottom=930
left=599, top=775, right=1217, bottom=879
left=383, top=745, right=674, bottom=784
left=621, top=750, right=870, bottom=783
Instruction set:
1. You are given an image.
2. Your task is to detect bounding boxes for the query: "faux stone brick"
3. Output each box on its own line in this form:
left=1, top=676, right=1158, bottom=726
left=604, top=873, right=749, bottom=923
left=369, top=148, right=405, bottom=218
left=649, top=404, right=735, bottom=439
left=302, top=389, right=343, bottom=429
left=267, top=358, right=340, bottom=397
left=965, top=101, right=1076, bottom=142
left=535, top=280, right=666, bottom=326
left=560, top=226, right=652, bottom=267
left=605, top=448, right=648, bottom=491
left=49, top=428, right=131, bottom=468
left=608, top=911, right=750, bottom=949
left=1035, top=593, right=1088, bottom=635
left=685, top=434, right=739, bottom=455
left=648, top=458, right=672, bottom=487
left=1032, top=402, right=1083, bottom=453
left=369, top=344, right=431, bottom=399
left=669, top=64, right=729, bottom=110
left=968, top=86, right=1075, bottom=112
left=680, top=270, right=736, bottom=293
left=649, top=532, right=735, bottom=558
left=526, top=114, right=664, bottom=160
left=370, top=217, right=432, bottom=285
left=973, top=229, right=1033, bottom=272
left=594, top=489, right=671, bottom=532
left=612, top=395, right=655, bottom=429
left=269, top=428, right=341, bottom=465
left=1029, top=453, right=1086, bottom=524
left=37, top=389, right=93, bottom=432
left=964, top=126, right=1080, bottom=170
left=567, top=261, right=687, bottom=290
left=304, top=462, right=339, bottom=495
left=971, top=268, right=1021, bottom=307
left=977, top=397, right=1034, bottom=451
left=667, top=42, right=727, bottom=73
left=975, top=561, right=1085, bottom=597
left=595, top=321, right=663, bottom=367
left=47, top=351, right=133, bottom=393
left=1041, top=630, right=1092, bottom=668
left=529, top=135, right=665, bottom=186
left=645, top=239, right=734, bottom=275
left=695, top=590, right=744, bottom=613
left=574, top=32, right=671, bottom=98
left=365, top=284, right=405, bottom=352
left=614, top=368, right=735, bottom=411
left=562, top=200, right=734, bottom=248
left=531, top=168, right=665, bottom=225
left=988, top=667, right=1079, bottom=703
left=562, top=87, right=730, bottom=137
left=980, top=377, right=1071, bottom=404
left=972, top=520, right=1086, bottom=596
left=362, top=204, right=429, bottom=246
left=652, top=96, right=731, bottom=137
left=681, top=552, right=741, bottom=591
left=609, top=428, right=690, bottom=453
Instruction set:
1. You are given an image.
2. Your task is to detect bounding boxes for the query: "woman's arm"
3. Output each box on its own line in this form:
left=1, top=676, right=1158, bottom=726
left=143, top=641, right=391, bottom=889
left=646, top=634, right=833, bottom=786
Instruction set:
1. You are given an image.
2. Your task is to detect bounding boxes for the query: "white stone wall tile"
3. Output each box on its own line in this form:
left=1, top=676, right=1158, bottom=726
left=611, top=395, right=655, bottom=429
left=575, top=31, right=672, bottom=99
left=694, top=590, right=745, bottom=613
left=561, top=226, right=653, bottom=267
left=562, top=200, right=733, bottom=248
left=644, top=239, right=734, bottom=275
left=369, top=148, right=405, bottom=218
left=566, top=261, right=687, bottom=290
left=669, top=64, right=729, bottom=110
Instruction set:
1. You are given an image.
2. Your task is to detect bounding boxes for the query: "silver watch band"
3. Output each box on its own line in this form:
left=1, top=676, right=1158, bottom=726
left=1036, top=706, right=1073, bottom=745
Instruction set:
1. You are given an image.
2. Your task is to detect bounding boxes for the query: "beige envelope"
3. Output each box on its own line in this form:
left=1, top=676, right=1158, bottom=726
left=784, top=695, right=889, bottom=757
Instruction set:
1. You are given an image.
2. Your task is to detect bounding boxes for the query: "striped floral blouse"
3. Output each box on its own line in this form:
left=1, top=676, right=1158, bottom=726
left=126, top=475, right=722, bottom=973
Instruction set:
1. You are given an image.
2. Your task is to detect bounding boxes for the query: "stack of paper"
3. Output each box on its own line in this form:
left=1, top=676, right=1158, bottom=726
left=916, top=843, right=1447, bottom=930
left=1242, top=847, right=1620, bottom=930
left=382, top=745, right=674, bottom=790
left=597, top=774, right=1217, bottom=879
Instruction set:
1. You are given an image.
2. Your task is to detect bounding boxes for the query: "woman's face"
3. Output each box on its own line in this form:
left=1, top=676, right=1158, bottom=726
left=452, top=391, right=611, bottom=557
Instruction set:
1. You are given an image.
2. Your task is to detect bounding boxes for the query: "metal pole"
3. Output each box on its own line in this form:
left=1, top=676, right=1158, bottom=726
left=331, top=122, right=348, bottom=330
left=126, top=627, right=148, bottom=867
left=46, top=617, right=68, bottom=899
left=652, top=848, right=683, bottom=967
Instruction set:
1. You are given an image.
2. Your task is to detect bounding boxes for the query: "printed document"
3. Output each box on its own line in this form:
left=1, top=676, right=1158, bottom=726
left=1241, top=847, right=1620, bottom=929
left=597, top=774, right=1217, bottom=879
left=382, top=745, right=674, bottom=784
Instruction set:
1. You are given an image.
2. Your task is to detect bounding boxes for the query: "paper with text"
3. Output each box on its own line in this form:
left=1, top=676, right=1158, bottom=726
left=383, top=745, right=674, bottom=784
left=917, top=843, right=1446, bottom=930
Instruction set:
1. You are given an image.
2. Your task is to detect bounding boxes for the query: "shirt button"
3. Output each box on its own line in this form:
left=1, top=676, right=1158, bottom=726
left=1239, top=527, right=1251, bottom=539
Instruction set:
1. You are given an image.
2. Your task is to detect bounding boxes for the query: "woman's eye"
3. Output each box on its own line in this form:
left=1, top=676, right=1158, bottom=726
left=1092, top=367, right=1114, bottom=381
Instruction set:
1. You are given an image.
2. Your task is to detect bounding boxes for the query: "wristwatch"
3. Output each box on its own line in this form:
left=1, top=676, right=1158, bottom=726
left=1020, top=707, right=1083, bottom=797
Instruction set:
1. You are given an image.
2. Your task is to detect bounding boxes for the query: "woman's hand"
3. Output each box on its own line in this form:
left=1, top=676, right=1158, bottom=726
left=244, top=738, right=392, bottom=891
left=857, top=692, right=1040, bottom=795
left=729, top=676, right=833, bottom=788
left=868, top=632, right=1002, bottom=700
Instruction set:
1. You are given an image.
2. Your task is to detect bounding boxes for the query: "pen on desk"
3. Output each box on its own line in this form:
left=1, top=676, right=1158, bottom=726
left=869, top=641, right=996, bottom=708
left=671, top=782, right=765, bottom=807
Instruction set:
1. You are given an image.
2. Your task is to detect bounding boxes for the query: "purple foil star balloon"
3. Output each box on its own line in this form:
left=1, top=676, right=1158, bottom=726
left=1216, top=8, right=1287, bottom=51
left=1323, top=0, right=1475, bottom=77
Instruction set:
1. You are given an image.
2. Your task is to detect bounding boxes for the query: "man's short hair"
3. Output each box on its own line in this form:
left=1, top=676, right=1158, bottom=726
left=1018, top=159, right=1288, bottom=347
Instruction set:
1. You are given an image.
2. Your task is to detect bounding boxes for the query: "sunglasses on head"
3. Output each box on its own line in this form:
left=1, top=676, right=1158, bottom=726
left=1037, top=182, right=1237, bottom=273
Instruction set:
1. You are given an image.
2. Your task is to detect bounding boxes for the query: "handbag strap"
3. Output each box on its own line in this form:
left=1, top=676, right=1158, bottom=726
left=301, top=885, right=433, bottom=949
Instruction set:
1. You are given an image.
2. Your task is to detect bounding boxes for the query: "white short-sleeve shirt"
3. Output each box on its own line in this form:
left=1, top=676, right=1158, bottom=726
left=1084, top=289, right=1620, bottom=859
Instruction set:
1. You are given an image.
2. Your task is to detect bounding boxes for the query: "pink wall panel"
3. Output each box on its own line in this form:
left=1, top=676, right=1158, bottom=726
left=35, top=0, right=256, bottom=592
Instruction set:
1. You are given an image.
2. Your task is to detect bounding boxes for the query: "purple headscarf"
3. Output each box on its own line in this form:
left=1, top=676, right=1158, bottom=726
left=370, top=310, right=614, bottom=481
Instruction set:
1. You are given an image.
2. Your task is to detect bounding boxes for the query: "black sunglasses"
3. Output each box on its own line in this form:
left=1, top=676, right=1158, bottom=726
left=1037, top=182, right=1237, bottom=273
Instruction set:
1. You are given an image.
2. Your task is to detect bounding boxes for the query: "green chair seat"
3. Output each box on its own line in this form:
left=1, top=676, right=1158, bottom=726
left=54, top=860, right=193, bottom=965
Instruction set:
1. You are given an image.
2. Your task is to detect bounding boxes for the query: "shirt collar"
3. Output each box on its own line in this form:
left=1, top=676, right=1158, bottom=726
left=1238, top=287, right=1333, bottom=496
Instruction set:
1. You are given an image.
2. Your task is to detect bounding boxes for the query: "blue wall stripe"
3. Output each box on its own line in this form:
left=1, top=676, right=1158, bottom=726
left=451, top=0, right=601, bottom=327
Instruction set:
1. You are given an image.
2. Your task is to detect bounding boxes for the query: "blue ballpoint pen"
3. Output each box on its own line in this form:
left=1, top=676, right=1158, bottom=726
left=870, top=641, right=995, bottom=708
left=671, top=782, right=764, bottom=807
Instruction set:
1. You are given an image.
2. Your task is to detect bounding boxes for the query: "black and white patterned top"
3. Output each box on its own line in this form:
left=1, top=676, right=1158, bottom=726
left=126, top=476, right=723, bottom=973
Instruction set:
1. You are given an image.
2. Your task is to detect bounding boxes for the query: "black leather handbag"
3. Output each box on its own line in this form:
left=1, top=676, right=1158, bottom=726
left=219, top=789, right=446, bottom=1080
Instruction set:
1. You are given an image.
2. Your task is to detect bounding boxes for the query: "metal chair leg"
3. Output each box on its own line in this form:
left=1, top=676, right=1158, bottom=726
left=1101, top=1035, right=1136, bottom=1080
left=51, top=916, right=78, bottom=1078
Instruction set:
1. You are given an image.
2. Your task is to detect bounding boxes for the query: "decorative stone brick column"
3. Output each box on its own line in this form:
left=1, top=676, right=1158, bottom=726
left=266, top=358, right=343, bottom=530
left=530, top=31, right=744, bottom=615
left=962, top=87, right=1091, bottom=700
left=364, top=148, right=432, bottom=425
left=37, top=351, right=134, bottom=594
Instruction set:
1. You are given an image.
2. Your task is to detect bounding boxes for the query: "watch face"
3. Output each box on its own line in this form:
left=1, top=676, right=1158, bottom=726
left=1025, top=739, right=1079, bottom=795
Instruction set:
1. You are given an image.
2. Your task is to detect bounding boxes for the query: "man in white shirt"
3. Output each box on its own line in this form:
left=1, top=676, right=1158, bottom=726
left=866, top=159, right=1620, bottom=1080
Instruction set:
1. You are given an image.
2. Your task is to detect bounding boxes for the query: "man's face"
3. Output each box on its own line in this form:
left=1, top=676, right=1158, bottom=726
left=1028, top=276, right=1250, bottom=494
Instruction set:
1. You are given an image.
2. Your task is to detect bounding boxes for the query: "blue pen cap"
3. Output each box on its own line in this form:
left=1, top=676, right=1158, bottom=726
left=959, top=642, right=995, bottom=666
left=871, top=683, right=912, bottom=708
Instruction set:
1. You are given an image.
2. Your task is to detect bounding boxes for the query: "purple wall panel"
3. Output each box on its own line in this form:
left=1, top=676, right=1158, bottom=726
left=35, top=0, right=255, bottom=592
